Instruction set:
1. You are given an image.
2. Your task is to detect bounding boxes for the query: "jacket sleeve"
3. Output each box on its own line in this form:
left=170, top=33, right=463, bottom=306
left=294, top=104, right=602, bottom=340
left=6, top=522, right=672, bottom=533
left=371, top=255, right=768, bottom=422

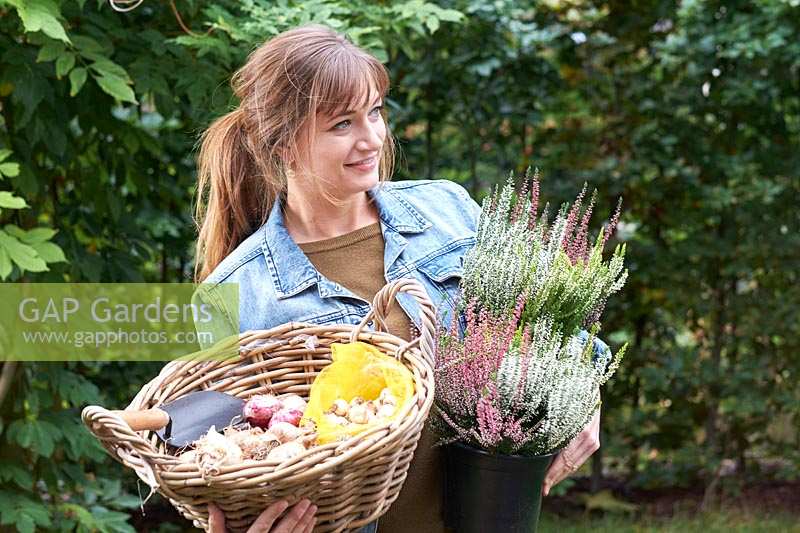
left=439, top=180, right=482, bottom=230
left=576, top=329, right=614, bottom=369
left=191, top=283, right=240, bottom=351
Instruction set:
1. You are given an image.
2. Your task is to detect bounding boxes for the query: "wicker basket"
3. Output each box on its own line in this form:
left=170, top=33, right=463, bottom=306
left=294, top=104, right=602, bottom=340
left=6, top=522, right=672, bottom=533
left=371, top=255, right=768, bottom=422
left=82, top=278, right=436, bottom=532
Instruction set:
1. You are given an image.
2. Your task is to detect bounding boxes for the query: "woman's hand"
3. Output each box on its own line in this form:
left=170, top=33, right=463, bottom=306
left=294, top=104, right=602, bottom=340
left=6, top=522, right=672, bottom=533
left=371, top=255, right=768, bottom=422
left=542, top=408, right=601, bottom=497
left=208, top=499, right=317, bottom=533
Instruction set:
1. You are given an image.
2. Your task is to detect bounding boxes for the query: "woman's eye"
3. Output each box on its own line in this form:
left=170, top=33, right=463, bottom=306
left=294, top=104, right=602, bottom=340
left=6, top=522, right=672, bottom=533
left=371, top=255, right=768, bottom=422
left=332, top=106, right=382, bottom=130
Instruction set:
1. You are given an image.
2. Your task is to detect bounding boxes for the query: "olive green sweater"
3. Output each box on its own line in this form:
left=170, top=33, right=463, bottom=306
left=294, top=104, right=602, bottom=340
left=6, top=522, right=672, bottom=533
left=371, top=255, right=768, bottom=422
left=298, top=222, right=447, bottom=533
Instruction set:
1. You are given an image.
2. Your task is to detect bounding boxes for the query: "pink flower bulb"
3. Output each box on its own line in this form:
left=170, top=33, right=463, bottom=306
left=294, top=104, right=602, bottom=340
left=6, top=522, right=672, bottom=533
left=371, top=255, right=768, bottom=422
left=243, top=395, right=283, bottom=429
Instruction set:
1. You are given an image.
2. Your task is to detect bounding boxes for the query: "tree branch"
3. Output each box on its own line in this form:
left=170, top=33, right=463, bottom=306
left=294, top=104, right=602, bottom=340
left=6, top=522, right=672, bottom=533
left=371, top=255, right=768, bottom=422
left=0, top=361, right=18, bottom=410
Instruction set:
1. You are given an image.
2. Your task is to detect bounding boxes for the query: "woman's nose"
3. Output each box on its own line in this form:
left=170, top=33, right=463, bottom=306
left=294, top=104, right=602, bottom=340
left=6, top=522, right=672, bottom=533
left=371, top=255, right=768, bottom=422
left=356, top=121, right=385, bottom=151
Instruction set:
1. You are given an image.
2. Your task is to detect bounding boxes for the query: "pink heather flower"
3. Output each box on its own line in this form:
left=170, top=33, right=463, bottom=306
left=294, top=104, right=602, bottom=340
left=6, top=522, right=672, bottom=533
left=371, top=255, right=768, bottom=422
left=528, top=175, right=540, bottom=230
left=435, top=293, right=535, bottom=451
left=568, top=189, right=597, bottom=264
left=476, top=395, right=503, bottom=447
left=562, top=183, right=587, bottom=253
left=510, top=179, right=528, bottom=224
left=602, top=197, right=623, bottom=248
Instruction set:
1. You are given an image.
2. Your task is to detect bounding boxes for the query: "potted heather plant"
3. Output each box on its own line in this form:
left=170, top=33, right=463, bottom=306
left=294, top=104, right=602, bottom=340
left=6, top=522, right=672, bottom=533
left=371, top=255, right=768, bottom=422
left=434, top=171, right=628, bottom=533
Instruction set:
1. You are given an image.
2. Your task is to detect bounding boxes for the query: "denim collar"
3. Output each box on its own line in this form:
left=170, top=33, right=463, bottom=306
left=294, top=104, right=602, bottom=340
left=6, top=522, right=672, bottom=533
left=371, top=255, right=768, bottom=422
left=262, top=183, right=431, bottom=299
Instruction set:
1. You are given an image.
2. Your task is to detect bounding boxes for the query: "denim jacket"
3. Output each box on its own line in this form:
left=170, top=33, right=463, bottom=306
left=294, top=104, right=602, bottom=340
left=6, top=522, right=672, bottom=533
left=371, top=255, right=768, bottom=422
left=194, top=180, right=480, bottom=345
left=194, top=179, right=610, bottom=360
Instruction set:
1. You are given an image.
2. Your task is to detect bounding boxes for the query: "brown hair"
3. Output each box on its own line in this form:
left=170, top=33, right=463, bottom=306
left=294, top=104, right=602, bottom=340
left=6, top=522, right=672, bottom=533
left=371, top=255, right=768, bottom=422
left=193, top=24, right=395, bottom=281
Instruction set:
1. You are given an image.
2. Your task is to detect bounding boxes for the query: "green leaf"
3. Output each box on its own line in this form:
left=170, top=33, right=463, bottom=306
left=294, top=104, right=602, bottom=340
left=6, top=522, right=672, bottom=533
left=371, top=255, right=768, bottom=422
left=435, top=8, right=463, bottom=22
left=87, top=57, right=131, bottom=81
left=69, top=67, right=87, bottom=96
left=0, top=162, right=20, bottom=178
left=55, top=52, right=76, bottom=78
left=57, top=504, right=94, bottom=531
left=36, top=40, right=65, bottom=62
left=90, top=507, right=136, bottom=533
left=19, top=227, right=57, bottom=244
left=61, top=424, right=106, bottom=461
left=8, top=0, right=71, bottom=44
left=54, top=370, right=100, bottom=406
left=0, top=461, right=34, bottom=489
left=0, top=149, right=11, bottom=163
left=30, top=241, right=66, bottom=263
left=425, top=16, right=440, bottom=33
left=0, top=492, right=52, bottom=532
left=94, top=74, right=138, bottom=104
left=3, top=224, right=26, bottom=239
left=0, top=231, right=48, bottom=273
left=6, top=419, right=62, bottom=457
left=0, top=191, right=28, bottom=209
left=0, top=247, right=12, bottom=279
left=72, top=35, right=106, bottom=54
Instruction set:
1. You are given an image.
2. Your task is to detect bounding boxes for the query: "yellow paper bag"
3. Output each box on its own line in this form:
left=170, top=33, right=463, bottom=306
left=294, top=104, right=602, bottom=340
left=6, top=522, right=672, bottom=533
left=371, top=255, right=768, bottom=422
left=303, top=342, right=414, bottom=444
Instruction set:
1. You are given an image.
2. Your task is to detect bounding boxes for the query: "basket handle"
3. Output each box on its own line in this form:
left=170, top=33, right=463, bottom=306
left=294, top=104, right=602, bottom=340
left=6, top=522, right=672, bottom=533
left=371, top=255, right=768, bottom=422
left=350, top=278, right=437, bottom=368
left=81, top=405, right=173, bottom=496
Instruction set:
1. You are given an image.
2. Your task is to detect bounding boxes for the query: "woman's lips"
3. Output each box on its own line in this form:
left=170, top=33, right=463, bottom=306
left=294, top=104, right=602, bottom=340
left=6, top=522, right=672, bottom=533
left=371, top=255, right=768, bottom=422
left=345, top=156, right=377, bottom=171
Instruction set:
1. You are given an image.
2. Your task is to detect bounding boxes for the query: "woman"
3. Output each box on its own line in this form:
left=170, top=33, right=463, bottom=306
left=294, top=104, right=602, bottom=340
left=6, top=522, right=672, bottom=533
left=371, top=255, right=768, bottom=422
left=193, top=24, right=601, bottom=533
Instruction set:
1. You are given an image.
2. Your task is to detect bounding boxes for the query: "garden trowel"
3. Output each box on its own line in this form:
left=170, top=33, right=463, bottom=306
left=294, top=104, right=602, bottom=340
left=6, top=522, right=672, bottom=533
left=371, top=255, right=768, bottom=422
left=112, top=390, right=245, bottom=447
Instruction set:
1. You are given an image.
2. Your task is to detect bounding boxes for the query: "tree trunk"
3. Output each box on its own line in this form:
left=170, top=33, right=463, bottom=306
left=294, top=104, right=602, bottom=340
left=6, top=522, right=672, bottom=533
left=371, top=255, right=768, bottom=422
left=469, top=135, right=478, bottom=198
left=704, top=271, right=729, bottom=461
left=426, top=114, right=434, bottom=181
left=0, top=361, right=19, bottom=409
left=161, top=244, right=168, bottom=283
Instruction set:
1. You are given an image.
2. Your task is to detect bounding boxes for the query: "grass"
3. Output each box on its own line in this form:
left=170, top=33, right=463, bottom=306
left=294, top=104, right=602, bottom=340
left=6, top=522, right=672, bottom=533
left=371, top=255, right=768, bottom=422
left=538, top=510, right=800, bottom=533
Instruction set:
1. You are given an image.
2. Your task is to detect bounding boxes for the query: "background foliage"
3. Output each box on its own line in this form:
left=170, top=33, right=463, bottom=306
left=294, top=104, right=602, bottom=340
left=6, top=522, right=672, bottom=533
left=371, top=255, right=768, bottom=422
left=0, top=0, right=797, bottom=530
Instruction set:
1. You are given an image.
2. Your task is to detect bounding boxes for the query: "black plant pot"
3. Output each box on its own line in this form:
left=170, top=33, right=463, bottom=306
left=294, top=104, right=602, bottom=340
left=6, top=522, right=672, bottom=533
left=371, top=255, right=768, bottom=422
left=443, top=442, right=556, bottom=533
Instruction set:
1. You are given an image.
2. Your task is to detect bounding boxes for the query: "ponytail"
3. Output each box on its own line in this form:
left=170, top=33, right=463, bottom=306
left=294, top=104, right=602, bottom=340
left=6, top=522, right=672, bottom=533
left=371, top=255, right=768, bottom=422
left=193, top=109, right=282, bottom=281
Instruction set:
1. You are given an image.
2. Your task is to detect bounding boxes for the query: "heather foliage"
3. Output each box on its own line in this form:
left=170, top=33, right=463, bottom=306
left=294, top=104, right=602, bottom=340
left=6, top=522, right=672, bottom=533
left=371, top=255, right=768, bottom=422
left=435, top=174, right=627, bottom=455
left=461, top=172, right=627, bottom=336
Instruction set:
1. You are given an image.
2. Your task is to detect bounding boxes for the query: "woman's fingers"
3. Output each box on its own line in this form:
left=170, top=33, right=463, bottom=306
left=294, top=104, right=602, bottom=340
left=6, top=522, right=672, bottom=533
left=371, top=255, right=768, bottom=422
left=208, top=503, right=226, bottom=533
left=542, top=449, right=573, bottom=496
left=209, top=500, right=316, bottom=533
left=246, top=500, right=289, bottom=533
left=272, top=499, right=318, bottom=533
left=542, top=409, right=602, bottom=496
left=302, top=516, right=317, bottom=533
left=296, top=502, right=318, bottom=533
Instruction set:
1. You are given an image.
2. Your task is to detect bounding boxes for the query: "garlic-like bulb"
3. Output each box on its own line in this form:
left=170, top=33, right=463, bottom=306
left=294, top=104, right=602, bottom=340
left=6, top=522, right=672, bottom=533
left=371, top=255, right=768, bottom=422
left=348, top=403, right=369, bottom=424
left=281, top=394, right=308, bottom=413
left=269, top=421, right=303, bottom=444
left=378, top=404, right=396, bottom=418
left=266, top=441, right=306, bottom=462
left=222, top=426, right=280, bottom=461
left=379, top=388, right=397, bottom=406
left=365, top=400, right=378, bottom=416
left=349, top=396, right=365, bottom=407
left=179, top=449, right=197, bottom=463
left=324, top=413, right=349, bottom=426
left=300, top=432, right=318, bottom=449
left=194, top=427, right=243, bottom=476
left=329, top=399, right=349, bottom=417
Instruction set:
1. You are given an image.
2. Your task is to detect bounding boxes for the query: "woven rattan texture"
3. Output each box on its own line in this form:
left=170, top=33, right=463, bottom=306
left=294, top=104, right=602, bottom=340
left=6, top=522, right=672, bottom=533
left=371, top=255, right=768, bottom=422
left=82, top=279, right=436, bottom=532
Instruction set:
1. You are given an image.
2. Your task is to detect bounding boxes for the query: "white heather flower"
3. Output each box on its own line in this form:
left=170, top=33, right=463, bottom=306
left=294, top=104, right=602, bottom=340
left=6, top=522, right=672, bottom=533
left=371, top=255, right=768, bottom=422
left=434, top=173, right=628, bottom=456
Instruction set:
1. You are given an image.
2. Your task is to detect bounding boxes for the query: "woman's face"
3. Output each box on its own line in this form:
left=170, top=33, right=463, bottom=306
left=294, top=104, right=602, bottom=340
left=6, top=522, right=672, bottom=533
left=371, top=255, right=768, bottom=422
left=291, top=89, right=386, bottom=198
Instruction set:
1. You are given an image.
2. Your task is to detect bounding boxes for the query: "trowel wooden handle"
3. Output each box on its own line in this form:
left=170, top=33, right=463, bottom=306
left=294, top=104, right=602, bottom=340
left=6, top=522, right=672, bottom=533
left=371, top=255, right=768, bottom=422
left=111, top=408, right=170, bottom=432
